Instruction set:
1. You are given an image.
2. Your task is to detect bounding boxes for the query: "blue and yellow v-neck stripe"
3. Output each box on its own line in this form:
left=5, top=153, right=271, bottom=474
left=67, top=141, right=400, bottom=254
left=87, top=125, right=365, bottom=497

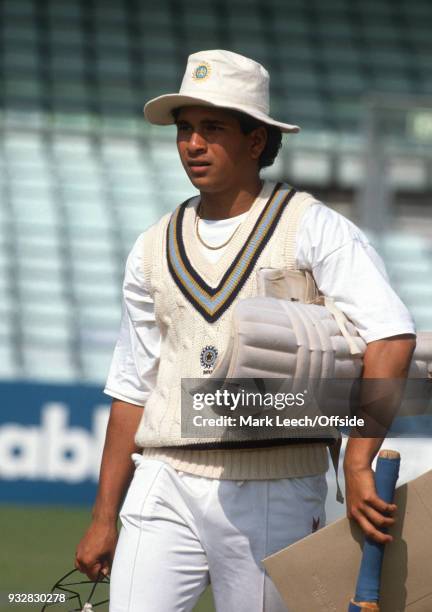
left=166, top=182, right=296, bottom=323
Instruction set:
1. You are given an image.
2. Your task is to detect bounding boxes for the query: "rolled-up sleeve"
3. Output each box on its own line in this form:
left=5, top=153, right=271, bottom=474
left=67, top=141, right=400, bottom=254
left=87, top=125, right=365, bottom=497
left=104, top=233, right=160, bottom=406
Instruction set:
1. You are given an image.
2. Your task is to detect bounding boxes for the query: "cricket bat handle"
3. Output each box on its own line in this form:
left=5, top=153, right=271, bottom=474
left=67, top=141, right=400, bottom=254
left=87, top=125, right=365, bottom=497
left=348, top=449, right=401, bottom=612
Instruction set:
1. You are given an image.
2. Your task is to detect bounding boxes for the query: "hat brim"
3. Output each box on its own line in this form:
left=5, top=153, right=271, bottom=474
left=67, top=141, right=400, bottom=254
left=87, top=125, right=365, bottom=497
left=143, top=94, right=300, bottom=134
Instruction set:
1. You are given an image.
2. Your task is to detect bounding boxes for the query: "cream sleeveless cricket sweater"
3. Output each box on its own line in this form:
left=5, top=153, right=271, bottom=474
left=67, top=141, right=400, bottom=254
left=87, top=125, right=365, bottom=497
left=135, top=182, right=329, bottom=479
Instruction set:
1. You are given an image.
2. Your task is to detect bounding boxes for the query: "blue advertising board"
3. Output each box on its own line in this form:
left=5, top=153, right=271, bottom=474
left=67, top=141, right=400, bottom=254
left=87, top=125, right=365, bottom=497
left=0, top=381, right=110, bottom=505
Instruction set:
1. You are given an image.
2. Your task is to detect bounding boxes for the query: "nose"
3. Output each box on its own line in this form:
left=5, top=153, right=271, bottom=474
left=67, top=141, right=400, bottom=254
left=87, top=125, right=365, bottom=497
left=188, top=130, right=207, bottom=154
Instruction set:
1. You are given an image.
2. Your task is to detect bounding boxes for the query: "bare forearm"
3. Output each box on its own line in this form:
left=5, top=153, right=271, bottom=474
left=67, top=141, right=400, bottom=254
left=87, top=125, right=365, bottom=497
left=343, top=334, right=415, bottom=542
left=345, top=333, right=416, bottom=466
left=92, top=399, right=144, bottom=524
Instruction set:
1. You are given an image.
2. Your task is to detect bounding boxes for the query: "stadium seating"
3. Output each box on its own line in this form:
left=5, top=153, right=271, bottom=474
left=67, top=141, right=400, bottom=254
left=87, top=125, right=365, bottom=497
left=1, top=0, right=432, bottom=126
left=0, top=0, right=431, bottom=384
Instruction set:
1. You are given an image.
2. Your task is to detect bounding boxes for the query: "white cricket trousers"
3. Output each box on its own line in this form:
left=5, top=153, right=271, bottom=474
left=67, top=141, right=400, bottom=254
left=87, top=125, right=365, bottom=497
left=110, top=453, right=327, bottom=612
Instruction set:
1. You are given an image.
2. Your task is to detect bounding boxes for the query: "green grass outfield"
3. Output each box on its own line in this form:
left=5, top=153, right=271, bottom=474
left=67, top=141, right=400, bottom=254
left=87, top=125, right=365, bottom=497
left=0, top=504, right=215, bottom=611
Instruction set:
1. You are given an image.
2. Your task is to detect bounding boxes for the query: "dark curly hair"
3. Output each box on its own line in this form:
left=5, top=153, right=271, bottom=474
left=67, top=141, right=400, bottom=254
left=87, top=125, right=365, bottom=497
left=226, top=110, right=282, bottom=170
left=172, top=107, right=282, bottom=170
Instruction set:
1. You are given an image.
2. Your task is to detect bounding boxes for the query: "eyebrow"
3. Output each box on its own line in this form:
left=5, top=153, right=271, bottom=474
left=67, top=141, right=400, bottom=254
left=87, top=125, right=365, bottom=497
left=175, top=118, right=227, bottom=127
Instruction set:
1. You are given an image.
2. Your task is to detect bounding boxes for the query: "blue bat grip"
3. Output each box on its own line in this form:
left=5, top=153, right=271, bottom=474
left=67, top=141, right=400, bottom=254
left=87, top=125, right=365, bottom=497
left=353, top=454, right=400, bottom=604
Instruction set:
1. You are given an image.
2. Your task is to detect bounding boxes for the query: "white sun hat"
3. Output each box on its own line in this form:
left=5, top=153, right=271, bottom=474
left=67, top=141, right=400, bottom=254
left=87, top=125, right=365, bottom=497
left=143, top=49, right=300, bottom=134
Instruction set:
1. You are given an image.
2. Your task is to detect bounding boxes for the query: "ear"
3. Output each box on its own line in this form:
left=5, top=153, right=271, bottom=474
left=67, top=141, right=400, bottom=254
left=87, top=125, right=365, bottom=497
left=249, top=126, right=267, bottom=160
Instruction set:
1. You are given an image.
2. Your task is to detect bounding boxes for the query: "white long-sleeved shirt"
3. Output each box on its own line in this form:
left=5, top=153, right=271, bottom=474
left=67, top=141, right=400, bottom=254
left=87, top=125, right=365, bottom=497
left=104, top=189, right=416, bottom=407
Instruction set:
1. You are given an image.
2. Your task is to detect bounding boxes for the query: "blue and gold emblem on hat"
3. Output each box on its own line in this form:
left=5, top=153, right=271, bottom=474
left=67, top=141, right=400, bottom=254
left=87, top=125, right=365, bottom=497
left=200, top=345, right=218, bottom=373
left=192, top=61, right=211, bottom=81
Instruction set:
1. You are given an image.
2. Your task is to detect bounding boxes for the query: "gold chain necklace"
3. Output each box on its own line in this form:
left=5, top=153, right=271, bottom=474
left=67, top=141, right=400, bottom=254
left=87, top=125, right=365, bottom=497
left=195, top=202, right=244, bottom=251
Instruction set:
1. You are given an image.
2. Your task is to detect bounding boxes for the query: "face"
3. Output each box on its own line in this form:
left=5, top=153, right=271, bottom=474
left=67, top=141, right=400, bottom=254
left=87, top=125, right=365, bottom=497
left=175, top=106, right=266, bottom=193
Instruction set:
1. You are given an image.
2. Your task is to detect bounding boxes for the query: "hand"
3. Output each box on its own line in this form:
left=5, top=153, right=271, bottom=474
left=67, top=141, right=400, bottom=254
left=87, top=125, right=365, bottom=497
left=75, top=519, right=119, bottom=580
left=344, top=464, right=397, bottom=544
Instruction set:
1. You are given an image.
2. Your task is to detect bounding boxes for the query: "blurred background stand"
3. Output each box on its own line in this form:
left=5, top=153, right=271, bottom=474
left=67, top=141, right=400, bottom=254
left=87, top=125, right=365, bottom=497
left=1, top=1, right=432, bottom=608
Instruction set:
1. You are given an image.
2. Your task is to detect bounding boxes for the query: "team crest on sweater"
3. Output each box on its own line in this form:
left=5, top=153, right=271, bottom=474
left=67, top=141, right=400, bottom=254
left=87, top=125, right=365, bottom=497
left=200, top=345, right=218, bottom=374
